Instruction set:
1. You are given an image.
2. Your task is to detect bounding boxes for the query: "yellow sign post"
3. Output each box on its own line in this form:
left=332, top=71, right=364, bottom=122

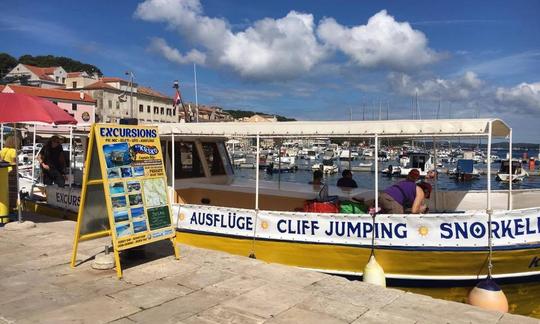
left=70, top=124, right=179, bottom=278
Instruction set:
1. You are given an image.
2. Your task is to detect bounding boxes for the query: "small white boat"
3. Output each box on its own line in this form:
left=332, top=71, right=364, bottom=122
left=351, top=162, right=373, bottom=172
left=400, top=153, right=434, bottom=177
left=312, top=158, right=339, bottom=174
left=381, top=164, right=401, bottom=176
left=496, top=160, right=528, bottom=182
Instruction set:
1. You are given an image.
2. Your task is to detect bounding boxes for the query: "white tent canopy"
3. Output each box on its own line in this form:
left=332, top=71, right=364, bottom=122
left=158, top=118, right=510, bottom=138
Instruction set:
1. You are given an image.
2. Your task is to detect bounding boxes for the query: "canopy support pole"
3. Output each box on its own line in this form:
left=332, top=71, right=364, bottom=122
left=1, top=123, right=3, bottom=149
left=249, top=133, right=261, bottom=259
left=374, top=134, right=379, bottom=212
left=348, top=141, right=352, bottom=171
left=255, top=134, right=260, bottom=210
left=171, top=133, right=175, bottom=204
left=69, top=126, right=73, bottom=189
left=31, top=124, right=37, bottom=182
left=433, top=136, right=438, bottom=212
left=487, top=121, right=493, bottom=278
left=508, top=128, right=513, bottom=210
left=487, top=121, right=492, bottom=211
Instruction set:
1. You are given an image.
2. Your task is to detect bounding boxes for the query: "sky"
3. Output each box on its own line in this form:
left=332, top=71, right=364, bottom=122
left=1, top=0, right=540, bottom=142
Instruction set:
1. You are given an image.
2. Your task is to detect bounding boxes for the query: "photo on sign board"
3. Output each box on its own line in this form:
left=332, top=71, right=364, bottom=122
left=130, top=206, right=145, bottom=219
left=121, top=166, right=133, bottom=178
left=109, top=182, right=125, bottom=195
left=133, top=166, right=145, bottom=177
left=107, top=168, right=121, bottom=179
left=115, top=223, right=132, bottom=237
left=113, top=209, right=129, bottom=222
left=133, top=220, right=148, bottom=233
left=143, top=178, right=167, bottom=207
left=103, top=142, right=132, bottom=168
left=111, top=196, right=127, bottom=209
left=128, top=193, right=143, bottom=206
left=127, top=180, right=141, bottom=192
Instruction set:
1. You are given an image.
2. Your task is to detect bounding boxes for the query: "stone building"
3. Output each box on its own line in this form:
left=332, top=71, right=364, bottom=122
left=82, top=77, right=177, bottom=124
left=3, top=64, right=67, bottom=88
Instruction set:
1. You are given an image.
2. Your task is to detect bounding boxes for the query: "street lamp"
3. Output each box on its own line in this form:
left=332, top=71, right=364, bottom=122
left=119, top=71, right=137, bottom=125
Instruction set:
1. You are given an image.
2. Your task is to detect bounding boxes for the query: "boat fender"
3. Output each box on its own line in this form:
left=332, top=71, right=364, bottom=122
left=362, top=255, right=386, bottom=287
left=467, top=278, right=508, bottom=313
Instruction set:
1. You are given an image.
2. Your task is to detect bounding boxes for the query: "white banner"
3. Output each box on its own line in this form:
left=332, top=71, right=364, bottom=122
left=176, top=204, right=540, bottom=248
left=46, top=186, right=81, bottom=213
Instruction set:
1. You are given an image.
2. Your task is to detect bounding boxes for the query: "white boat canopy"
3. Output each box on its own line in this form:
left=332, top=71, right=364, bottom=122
left=158, top=118, right=510, bottom=138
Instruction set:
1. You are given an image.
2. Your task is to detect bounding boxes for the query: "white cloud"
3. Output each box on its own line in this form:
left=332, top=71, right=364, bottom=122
left=389, top=71, right=484, bottom=100
left=496, top=82, right=540, bottom=111
left=136, top=0, right=326, bottom=80
left=136, top=1, right=441, bottom=79
left=149, top=38, right=206, bottom=65
left=317, top=10, right=441, bottom=70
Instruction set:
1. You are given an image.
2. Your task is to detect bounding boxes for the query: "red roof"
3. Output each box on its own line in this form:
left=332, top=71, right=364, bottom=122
left=138, top=86, right=170, bottom=99
left=22, top=64, right=60, bottom=82
left=100, top=77, right=126, bottom=83
left=84, top=81, right=117, bottom=91
left=4, top=84, right=95, bottom=103
left=67, top=72, right=86, bottom=78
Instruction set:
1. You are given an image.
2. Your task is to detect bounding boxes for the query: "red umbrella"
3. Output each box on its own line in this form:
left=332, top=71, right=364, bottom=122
left=0, top=93, right=77, bottom=125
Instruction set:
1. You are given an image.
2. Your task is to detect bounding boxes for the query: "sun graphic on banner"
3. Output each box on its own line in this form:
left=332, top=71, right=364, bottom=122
left=418, top=225, right=429, bottom=237
left=178, top=213, right=185, bottom=221
left=261, top=221, right=269, bottom=230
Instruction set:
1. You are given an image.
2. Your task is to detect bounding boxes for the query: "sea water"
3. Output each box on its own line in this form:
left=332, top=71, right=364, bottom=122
left=233, top=157, right=540, bottom=191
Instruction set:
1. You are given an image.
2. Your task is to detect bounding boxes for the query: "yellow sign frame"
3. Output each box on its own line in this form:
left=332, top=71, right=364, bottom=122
left=70, top=123, right=179, bottom=278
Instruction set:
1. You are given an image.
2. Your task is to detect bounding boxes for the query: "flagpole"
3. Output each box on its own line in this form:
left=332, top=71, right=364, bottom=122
left=194, top=64, right=199, bottom=123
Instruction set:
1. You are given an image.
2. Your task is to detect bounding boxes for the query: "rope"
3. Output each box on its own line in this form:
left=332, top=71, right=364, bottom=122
left=248, top=209, right=259, bottom=258
left=487, top=209, right=493, bottom=278
left=369, top=210, right=376, bottom=258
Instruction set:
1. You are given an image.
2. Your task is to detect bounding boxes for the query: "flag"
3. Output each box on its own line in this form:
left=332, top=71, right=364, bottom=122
left=173, top=88, right=182, bottom=108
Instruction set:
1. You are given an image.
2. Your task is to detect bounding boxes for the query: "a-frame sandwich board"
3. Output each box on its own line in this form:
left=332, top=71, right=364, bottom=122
left=70, top=123, right=179, bottom=278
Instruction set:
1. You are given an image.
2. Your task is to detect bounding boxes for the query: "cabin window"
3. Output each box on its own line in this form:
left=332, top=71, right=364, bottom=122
left=139, top=104, right=144, bottom=112
left=201, top=142, right=226, bottom=175
left=167, top=141, right=204, bottom=178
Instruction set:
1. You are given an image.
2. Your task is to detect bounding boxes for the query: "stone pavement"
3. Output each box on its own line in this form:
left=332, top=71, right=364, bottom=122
left=0, top=213, right=537, bottom=324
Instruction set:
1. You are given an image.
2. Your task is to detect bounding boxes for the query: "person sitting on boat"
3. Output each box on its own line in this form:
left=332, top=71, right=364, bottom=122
left=337, top=169, right=358, bottom=188
left=379, top=169, right=431, bottom=214
left=309, top=169, right=329, bottom=201
left=38, top=135, right=66, bottom=187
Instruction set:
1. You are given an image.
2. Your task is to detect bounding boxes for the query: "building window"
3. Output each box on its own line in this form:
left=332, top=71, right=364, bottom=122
left=166, top=108, right=171, bottom=116
left=72, top=81, right=77, bottom=88
left=154, top=106, right=159, bottom=114
left=116, top=101, right=120, bottom=109
left=139, top=104, right=144, bottom=112
left=72, top=103, right=77, bottom=111
left=108, top=100, right=112, bottom=109
left=173, top=108, right=176, bottom=116
left=55, top=76, right=59, bottom=82
left=147, top=105, right=150, bottom=113
left=62, top=77, right=66, bottom=83
left=160, top=107, right=164, bottom=115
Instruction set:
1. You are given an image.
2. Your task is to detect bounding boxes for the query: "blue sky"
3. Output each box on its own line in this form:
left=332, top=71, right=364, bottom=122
left=2, top=0, right=540, bottom=142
